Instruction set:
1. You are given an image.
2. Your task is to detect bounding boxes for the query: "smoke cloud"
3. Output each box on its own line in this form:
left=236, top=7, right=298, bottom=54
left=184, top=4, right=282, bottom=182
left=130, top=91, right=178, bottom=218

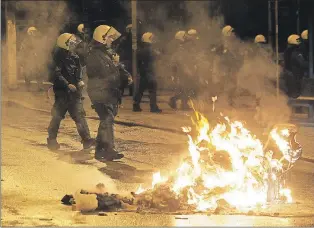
left=131, top=1, right=290, bottom=127
left=2, top=1, right=73, bottom=88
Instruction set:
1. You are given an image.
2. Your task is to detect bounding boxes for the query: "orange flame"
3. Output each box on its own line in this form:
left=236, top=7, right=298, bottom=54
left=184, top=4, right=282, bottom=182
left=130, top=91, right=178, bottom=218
left=136, top=112, right=294, bottom=211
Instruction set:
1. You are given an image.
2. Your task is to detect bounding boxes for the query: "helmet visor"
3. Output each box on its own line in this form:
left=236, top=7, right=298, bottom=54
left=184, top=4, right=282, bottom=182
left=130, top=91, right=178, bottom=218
left=66, top=35, right=82, bottom=49
left=103, top=27, right=121, bottom=42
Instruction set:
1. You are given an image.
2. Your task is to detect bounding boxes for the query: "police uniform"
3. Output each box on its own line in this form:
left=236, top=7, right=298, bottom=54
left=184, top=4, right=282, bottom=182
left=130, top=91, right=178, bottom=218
left=169, top=42, right=196, bottom=110
left=115, top=29, right=133, bottom=96
left=47, top=45, right=94, bottom=150
left=289, top=46, right=309, bottom=97
left=19, top=33, right=44, bottom=90
left=215, top=44, right=243, bottom=106
left=133, top=42, right=162, bottom=112
left=86, top=43, right=128, bottom=161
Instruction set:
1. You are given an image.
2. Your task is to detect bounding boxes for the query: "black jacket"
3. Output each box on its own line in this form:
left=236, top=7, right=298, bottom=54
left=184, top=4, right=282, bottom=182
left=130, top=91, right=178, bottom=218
left=104, top=46, right=132, bottom=84
left=284, top=45, right=298, bottom=72
left=52, top=48, right=82, bottom=92
left=115, top=33, right=132, bottom=62
left=291, top=47, right=309, bottom=78
left=137, top=43, right=157, bottom=80
left=75, top=33, right=90, bottom=67
left=86, top=44, right=129, bottom=104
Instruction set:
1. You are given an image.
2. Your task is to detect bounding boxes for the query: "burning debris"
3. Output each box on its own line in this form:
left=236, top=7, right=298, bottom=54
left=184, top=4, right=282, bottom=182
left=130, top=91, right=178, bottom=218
left=62, top=183, right=136, bottom=212
left=62, top=112, right=302, bottom=214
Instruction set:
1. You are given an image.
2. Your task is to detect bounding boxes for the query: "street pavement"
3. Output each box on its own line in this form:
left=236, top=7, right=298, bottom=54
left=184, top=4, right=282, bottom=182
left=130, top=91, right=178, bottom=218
left=1, top=88, right=314, bottom=226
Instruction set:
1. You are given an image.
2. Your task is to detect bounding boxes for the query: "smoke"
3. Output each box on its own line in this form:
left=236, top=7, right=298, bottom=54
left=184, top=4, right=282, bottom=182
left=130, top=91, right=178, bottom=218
left=131, top=1, right=290, bottom=126
left=2, top=1, right=73, bottom=87
left=61, top=164, right=118, bottom=195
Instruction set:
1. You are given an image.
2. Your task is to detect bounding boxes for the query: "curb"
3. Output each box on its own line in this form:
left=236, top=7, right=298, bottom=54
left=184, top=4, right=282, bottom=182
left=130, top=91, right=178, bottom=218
left=4, top=99, right=314, bottom=165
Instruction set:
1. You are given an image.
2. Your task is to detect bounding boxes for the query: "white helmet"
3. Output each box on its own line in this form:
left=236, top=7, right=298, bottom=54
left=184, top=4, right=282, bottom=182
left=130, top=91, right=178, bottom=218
left=254, top=34, right=266, bottom=44
left=77, top=24, right=84, bottom=33
left=186, top=29, right=199, bottom=40
left=287, top=34, right=301, bottom=45
left=141, top=32, right=155, bottom=43
left=27, top=26, right=37, bottom=35
left=222, top=25, right=234, bottom=37
left=93, top=25, right=121, bottom=45
left=175, top=31, right=186, bottom=42
left=301, top=30, right=308, bottom=40
left=57, top=33, right=80, bottom=51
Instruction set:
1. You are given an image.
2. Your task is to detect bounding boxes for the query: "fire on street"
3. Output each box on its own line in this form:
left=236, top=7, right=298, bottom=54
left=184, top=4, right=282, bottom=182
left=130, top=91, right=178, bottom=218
left=1, top=93, right=314, bottom=226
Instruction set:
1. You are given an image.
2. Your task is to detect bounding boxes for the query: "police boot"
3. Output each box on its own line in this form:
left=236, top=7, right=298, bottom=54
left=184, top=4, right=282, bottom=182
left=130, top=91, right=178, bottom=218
left=129, top=85, right=133, bottom=96
left=150, top=105, right=162, bottom=113
left=168, top=97, right=177, bottom=110
left=82, top=138, right=96, bottom=150
left=95, top=146, right=124, bottom=162
left=105, top=148, right=124, bottom=161
left=47, top=138, right=60, bottom=151
left=133, top=104, right=142, bottom=112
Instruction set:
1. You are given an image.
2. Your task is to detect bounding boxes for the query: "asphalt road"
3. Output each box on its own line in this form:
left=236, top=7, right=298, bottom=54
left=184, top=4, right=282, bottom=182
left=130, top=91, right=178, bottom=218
left=1, top=91, right=314, bottom=226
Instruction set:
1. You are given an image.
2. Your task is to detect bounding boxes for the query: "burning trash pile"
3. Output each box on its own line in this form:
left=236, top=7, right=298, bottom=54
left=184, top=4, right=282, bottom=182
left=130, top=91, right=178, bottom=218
left=62, top=112, right=302, bottom=214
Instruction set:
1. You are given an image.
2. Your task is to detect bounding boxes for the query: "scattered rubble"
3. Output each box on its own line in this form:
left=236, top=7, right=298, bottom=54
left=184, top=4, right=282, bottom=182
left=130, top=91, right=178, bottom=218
left=62, top=183, right=135, bottom=213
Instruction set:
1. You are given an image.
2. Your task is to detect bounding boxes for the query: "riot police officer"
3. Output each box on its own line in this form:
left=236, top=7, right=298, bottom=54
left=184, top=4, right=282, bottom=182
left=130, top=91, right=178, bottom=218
left=133, top=32, right=162, bottom=113
left=114, top=24, right=133, bottom=101
left=75, top=23, right=90, bottom=100
left=168, top=30, right=197, bottom=110
left=47, top=33, right=95, bottom=150
left=19, top=26, right=45, bottom=91
left=168, top=30, right=187, bottom=110
left=284, top=34, right=307, bottom=98
left=86, top=25, right=132, bottom=161
left=75, top=24, right=89, bottom=62
left=300, top=29, right=309, bottom=65
left=218, top=25, right=243, bottom=106
left=76, top=24, right=85, bottom=41
left=290, top=36, right=309, bottom=95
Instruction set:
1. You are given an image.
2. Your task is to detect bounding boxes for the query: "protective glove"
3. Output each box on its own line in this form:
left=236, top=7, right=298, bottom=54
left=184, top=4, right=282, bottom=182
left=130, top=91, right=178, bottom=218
left=112, top=53, right=120, bottom=66
left=78, top=81, right=85, bottom=88
left=128, top=75, right=133, bottom=85
left=68, top=84, right=77, bottom=92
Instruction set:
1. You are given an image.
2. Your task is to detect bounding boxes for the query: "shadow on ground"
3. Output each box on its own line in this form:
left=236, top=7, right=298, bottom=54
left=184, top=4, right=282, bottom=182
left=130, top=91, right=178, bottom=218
left=98, top=162, right=154, bottom=183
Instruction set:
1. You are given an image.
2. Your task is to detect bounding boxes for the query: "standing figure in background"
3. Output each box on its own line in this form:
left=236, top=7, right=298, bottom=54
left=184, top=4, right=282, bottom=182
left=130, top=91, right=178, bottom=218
left=47, top=33, right=95, bottom=151
left=283, top=34, right=306, bottom=98
left=19, top=26, right=45, bottom=91
left=86, top=25, right=132, bottom=161
left=75, top=23, right=90, bottom=100
left=115, top=24, right=133, bottom=97
left=169, top=30, right=193, bottom=110
left=218, top=25, right=243, bottom=107
left=133, top=32, right=162, bottom=113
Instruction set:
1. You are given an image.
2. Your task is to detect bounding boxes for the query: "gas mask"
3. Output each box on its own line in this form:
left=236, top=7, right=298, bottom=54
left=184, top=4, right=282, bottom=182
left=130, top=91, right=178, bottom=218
left=102, top=27, right=121, bottom=48
left=66, top=35, right=82, bottom=52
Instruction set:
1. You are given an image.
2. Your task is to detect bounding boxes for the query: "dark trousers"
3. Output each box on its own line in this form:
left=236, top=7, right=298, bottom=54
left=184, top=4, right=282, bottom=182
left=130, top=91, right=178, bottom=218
left=171, top=87, right=195, bottom=108
left=24, top=66, right=44, bottom=89
left=92, top=103, right=118, bottom=156
left=48, top=92, right=91, bottom=141
left=284, top=70, right=302, bottom=98
left=118, top=78, right=129, bottom=105
left=134, top=77, right=157, bottom=107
